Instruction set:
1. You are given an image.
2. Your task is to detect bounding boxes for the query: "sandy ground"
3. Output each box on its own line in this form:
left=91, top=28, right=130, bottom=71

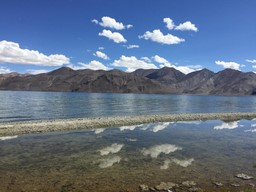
left=0, top=112, right=256, bottom=136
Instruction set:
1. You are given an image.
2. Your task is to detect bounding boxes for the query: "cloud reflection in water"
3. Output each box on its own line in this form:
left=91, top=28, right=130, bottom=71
left=99, top=156, right=121, bottom=168
left=99, top=143, right=124, bottom=156
left=142, top=144, right=182, bottom=158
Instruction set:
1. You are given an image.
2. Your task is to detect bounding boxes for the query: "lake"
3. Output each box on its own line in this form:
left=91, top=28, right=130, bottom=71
left=1, top=91, right=256, bottom=122
left=0, top=119, right=255, bottom=191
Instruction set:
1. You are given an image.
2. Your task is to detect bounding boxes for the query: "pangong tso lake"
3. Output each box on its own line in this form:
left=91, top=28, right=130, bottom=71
left=0, top=91, right=256, bottom=192
left=1, top=91, right=256, bottom=122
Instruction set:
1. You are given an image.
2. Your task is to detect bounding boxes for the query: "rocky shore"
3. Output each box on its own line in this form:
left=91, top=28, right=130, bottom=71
left=1, top=112, right=256, bottom=136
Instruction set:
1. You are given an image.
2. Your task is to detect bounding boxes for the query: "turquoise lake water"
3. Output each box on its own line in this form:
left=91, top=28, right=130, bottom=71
left=1, top=91, right=256, bottom=122
left=0, top=120, right=255, bottom=191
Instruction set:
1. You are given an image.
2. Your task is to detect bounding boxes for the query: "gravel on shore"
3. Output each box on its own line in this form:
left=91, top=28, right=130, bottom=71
left=0, top=112, right=256, bottom=136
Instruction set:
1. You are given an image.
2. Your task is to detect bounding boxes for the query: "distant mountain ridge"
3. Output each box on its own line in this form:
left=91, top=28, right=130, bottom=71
left=0, top=67, right=256, bottom=95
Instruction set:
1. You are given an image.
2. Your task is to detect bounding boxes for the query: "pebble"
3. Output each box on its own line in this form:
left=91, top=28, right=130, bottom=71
left=236, top=173, right=253, bottom=180
left=188, top=187, right=200, bottom=192
left=1, top=112, right=256, bottom=136
left=155, top=182, right=177, bottom=191
left=181, top=181, right=197, bottom=187
left=231, top=183, right=240, bottom=187
left=213, top=182, right=223, bottom=187
left=139, top=184, right=149, bottom=191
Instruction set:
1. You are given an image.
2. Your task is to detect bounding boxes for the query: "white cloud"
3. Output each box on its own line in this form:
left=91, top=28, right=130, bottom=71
left=91, top=19, right=99, bottom=24
left=92, top=16, right=131, bottom=30
left=139, top=29, right=185, bottom=45
left=127, top=24, right=133, bottom=29
left=112, top=55, right=158, bottom=72
left=99, top=29, right=127, bottom=43
left=0, top=66, right=12, bottom=74
left=0, top=135, right=18, bottom=141
left=175, top=21, right=198, bottom=32
left=77, top=60, right=111, bottom=71
left=99, top=156, right=121, bottom=168
left=252, top=65, right=256, bottom=69
left=99, top=143, right=124, bottom=156
left=98, top=47, right=104, bottom=50
left=163, top=18, right=175, bottom=30
left=93, top=51, right=109, bottom=60
left=142, top=144, right=182, bottom=158
left=153, top=55, right=170, bottom=65
left=0, top=40, right=70, bottom=66
left=214, top=121, right=239, bottom=130
left=215, top=60, right=241, bottom=70
left=26, top=69, right=50, bottom=75
left=125, top=44, right=140, bottom=49
left=153, top=55, right=201, bottom=74
left=246, top=59, right=256, bottom=64
left=141, top=57, right=152, bottom=62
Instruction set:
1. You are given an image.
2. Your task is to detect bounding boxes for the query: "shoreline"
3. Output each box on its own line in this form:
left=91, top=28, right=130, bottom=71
left=1, top=112, right=256, bottom=136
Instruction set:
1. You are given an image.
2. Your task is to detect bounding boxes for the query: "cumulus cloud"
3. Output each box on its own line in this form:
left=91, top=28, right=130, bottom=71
left=98, top=47, right=104, bottom=50
left=142, top=144, right=182, bottom=158
left=141, top=57, right=152, bottom=62
left=0, top=135, right=18, bottom=141
left=93, top=51, right=109, bottom=60
left=246, top=59, right=256, bottom=64
left=112, top=55, right=158, bottom=72
left=139, top=29, right=185, bottom=45
left=127, top=24, right=133, bottom=29
left=163, top=18, right=198, bottom=32
left=0, top=66, right=12, bottom=74
left=99, top=29, right=127, bottom=43
left=99, top=156, right=121, bottom=168
left=175, top=21, right=198, bottom=32
left=99, top=143, right=124, bottom=156
left=152, top=122, right=171, bottom=133
left=153, top=55, right=170, bottom=65
left=92, top=16, right=131, bottom=30
left=0, top=40, right=70, bottom=66
left=76, top=60, right=111, bottom=71
left=153, top=55, right=201, bottom=74
left=215, top=60, right=241, bottom=70
left=163, top=18, right=175, bottom=30
left=214, top=121, right=239, bottom=130
left=26, top=69, right=50, bottom=75
left=125, top=44, right=140, bottom=49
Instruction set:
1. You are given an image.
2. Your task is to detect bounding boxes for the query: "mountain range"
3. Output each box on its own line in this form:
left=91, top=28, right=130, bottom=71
left=0, top=67, right=256, bottom=96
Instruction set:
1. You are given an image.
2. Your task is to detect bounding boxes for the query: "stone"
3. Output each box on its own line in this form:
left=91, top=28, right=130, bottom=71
left=139, top=184, right=149, bottom=191
left=231, top=183, right=240, bottom=187
left=213, top=182, right=223, bottom=187
left=188, top=187, right=200, bottom=192
left=248, top=183, right=255, bottom=187
left=181, top=181, right=197, bottom=187
left=236, top=173, right=253, bottom=180
left=155, top=182, right=176, bottom=191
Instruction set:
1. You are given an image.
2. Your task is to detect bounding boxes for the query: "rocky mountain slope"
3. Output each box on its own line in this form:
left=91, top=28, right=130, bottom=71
left=0, top=67, right=256, bottom=95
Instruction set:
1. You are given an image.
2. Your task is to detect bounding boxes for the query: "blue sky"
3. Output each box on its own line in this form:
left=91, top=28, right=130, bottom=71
left=0, top=0, right=256, bottom=74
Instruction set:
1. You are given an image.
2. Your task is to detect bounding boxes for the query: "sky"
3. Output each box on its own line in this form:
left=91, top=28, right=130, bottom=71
left=0, top=0, right=256, bottom=75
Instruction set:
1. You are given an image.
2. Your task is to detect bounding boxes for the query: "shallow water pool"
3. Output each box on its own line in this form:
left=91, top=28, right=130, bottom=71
left=0, top=119, right=256, bottom=191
